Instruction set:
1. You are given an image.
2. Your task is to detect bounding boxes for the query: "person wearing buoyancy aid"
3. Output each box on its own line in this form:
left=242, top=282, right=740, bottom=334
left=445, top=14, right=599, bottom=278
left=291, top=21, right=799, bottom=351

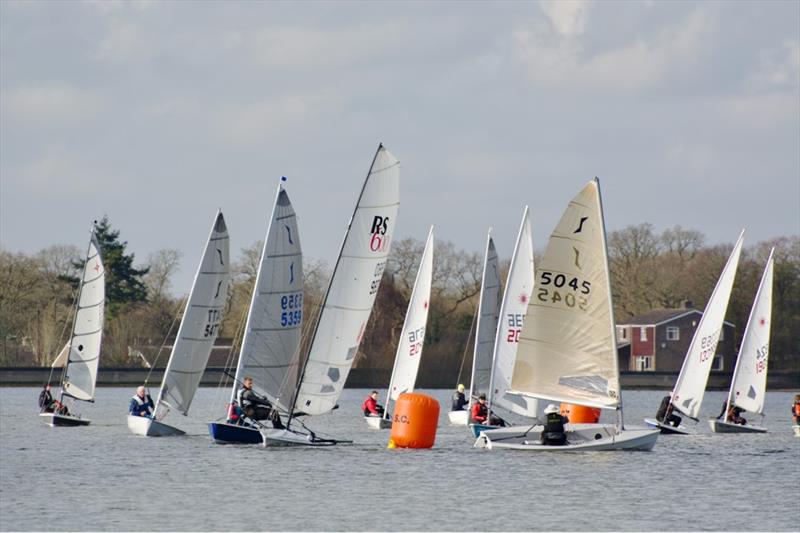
left=471, top=394, right=489, bottom=423
left=238, top=376, right=284, bottom=429
left=362, top=390, right=386, bottom=417
left=541, top=403, right=569, bottom=446
left=451, top=384, right=468, bottom=411
left=129, top=386, right=154, bottom=417
left=791, top=394, right=800, bottom=425
left=656, top=392, right=682, bottom=428
left=38, top=384, right=55, bottom=413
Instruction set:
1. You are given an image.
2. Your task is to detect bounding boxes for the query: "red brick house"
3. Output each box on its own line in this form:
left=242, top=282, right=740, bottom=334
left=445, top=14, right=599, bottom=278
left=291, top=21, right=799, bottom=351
left=616, top=308, right=736, bottom=373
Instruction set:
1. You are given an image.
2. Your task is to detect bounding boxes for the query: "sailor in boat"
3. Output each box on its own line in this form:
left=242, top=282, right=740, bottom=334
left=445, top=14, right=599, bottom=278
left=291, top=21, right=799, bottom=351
left=38, top=384, right=55, bottom=413
left=792, top=395, right=800, bottom=426
left=655, top=393, right=682, bottom=428
left=541, top=404, right=569, bottom=446
left=451, top=384, right=468, bottom=412
left=238, top=376, right=285, bottom=429
left=727, top=405, right=747, bottom=425
left=715, top=400, right=729, bottom=420
left=470, top=394, right=506, bottom=426
left=129, top=386, right=154, bottom=417
left=362, top=390, right=387, bottom=418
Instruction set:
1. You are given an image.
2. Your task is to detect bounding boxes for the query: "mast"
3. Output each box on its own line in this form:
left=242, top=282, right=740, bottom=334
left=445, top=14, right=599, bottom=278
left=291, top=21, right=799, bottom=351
left=288, top=144, right=384, bottom=427
left=468, top=229, right=494, bottom=412
left=594, top=177, right=625, bottom=429
left=58, top=223, right=97, bottom=405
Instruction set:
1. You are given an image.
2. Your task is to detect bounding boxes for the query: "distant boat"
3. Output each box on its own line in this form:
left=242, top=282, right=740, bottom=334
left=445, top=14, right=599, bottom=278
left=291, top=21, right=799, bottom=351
left=269, top=144, right=400, bottom=446
left=470, top=207, right=537, bottom=438
left=645, top=231, right=744, bottom=435
left=128, top=211, right=230, bottom=437
left=475, top=179, right=659, bottom=451
left=448, top=230, right=500, bottom=426
left=709, top=248, right=774, bottom=434
left=40, top=226, right=105, bottom=427
left=208, top=180, right=303, bottom=445
left=365, top=227, right=433, bottom=430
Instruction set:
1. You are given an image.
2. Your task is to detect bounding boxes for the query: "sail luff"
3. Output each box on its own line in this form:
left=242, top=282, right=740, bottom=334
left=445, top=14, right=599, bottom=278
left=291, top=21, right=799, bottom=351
left=729, top=248, right=774, bottom=415
left=468, top=231, right=500, bottom=409
left=385, top=227, right=434, bottom=411
left=670, top=230, right=745, bottom=420
left=155, top=210, right=230, bottom=418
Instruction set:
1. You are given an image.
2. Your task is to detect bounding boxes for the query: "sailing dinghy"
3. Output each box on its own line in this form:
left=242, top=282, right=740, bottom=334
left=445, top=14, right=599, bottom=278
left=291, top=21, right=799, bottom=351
left=128, top=211, right=230, bottom=436
left=40, top=226, right=105, bottom=427
left=475, top=179, right=659, bottom=452
left=208, top=179, right=303, bottom=445
left=448, top=230, right=500, bottom=426
left=366, top=227, right=433, bottom=429
left=264, top=144, right=400, bottom=446
left=471, top=207, right=538, bottom=437
left=644, top=231, right=744, bottom=435
left=709, top=248, right=773, bottom=434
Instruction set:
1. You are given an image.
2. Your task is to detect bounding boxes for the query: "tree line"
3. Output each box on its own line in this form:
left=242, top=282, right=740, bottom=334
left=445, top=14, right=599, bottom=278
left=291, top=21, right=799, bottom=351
left=1, top=218, right=797, bottom=377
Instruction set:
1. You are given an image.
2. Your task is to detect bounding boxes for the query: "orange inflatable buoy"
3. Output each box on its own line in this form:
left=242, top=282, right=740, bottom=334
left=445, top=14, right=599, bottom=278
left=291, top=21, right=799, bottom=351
left=389, top=393, right=440, bottom=449
left=560, top=403, right=601, bottom=423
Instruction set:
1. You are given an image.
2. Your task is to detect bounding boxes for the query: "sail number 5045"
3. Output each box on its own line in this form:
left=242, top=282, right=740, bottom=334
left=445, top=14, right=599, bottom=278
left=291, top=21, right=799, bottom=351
left=537, top=271, right=591, bottom=310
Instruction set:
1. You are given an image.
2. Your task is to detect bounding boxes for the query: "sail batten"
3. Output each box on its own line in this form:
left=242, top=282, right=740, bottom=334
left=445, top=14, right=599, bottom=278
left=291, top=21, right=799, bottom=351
left=293, top=145, right=400, bottom=416
left=156, top=211, right=230, bottom=417
left=510, top=180, right=620, bottom=409
left=671, top=231, right=744, bottom=420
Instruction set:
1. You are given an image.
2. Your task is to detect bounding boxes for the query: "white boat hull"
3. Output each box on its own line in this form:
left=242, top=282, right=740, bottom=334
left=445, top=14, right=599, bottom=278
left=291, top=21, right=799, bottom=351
left=708, top=419, right=767, bottom=433
left=643, top=418, right=692, bottom=435
left=127, top=415, right=186, bottom=437
left=447, top=410, right=469, bottom=426
left=39, top=412, right=90, bottom=427
left=364, top=416, right=392, bottom=430
left=793, top=425, right=800, bottom=437
left=475, top=423, right=659, bottom=452
left=261, top=428, right=339, bottom=447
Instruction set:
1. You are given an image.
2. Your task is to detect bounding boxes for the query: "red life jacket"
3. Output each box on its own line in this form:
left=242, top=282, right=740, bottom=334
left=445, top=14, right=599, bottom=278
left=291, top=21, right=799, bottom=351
left=227, top=402, right=240, bottom=421
left=471, top=402, right=487, bottom=423
left=362, top=396, right=378, bottom=415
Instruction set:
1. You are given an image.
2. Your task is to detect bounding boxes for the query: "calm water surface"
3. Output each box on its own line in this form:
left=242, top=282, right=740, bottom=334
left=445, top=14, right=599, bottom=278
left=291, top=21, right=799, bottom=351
left=1, top=387, right=797, bottom=531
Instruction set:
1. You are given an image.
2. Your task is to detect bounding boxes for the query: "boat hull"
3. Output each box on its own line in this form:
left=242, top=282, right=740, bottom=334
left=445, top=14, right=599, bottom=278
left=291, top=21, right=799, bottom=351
left=708, top=419, right=767, bottom=433
left=127, top=415, right=186, bottom=437
left=475, top=423, right=659, bottom=452
left=261, top=428, right=339, bottom=447
left=448, top=410, right=469, bottom=426
left=469, top=422, right=499, bottom=438
left=364, top=416, right=392, bottom=430
left=643, top=418, right=692, bottom=435
left=208, top=422, right=263, bottom=444
left=793, top=425, right=800, bottom=437
left=39, top=413, right=90, bottom=427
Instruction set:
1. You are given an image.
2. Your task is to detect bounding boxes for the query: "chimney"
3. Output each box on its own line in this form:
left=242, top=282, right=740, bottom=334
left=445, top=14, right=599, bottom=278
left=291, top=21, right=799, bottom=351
left=683, top=300, right=693, bottom=309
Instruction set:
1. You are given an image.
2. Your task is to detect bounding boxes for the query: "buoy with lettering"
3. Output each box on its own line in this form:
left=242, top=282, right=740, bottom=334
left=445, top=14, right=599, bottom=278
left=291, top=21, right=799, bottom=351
left=560, top=403, right=601, bottom=423
left=388, top=393, right=439, bottom=449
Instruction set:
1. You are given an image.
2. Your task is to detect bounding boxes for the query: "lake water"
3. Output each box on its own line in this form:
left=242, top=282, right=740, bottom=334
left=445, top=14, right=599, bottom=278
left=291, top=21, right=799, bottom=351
left=1, top=387, right=797, bottom=531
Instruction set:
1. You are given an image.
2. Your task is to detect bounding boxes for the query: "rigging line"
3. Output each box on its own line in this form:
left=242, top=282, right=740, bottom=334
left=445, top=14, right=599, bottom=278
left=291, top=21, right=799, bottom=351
left=454, top=300, right=478, bottom=389
left=47, top=285, right=80, bottom=387
left=210, top=289, right=250, bottom=415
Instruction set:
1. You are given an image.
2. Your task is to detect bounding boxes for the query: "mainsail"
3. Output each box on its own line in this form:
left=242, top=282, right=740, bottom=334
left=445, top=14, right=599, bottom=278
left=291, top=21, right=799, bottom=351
left=62, top=232, right=105, bottom=402
left=727, top=248, right=773, bottom=417
left=509, top=179, right=620, bottom=410
left=386, top=227, right=434, bottom=404
left=671, top=231, right=744, bottom=420
left=469, top=232, right=501, bottom=403
left=488, top=206, right=537, bottom=417
left=293, top=145, right=400, bottom=416
left=155, top=211, right=230, bottom=417
left=232, top=184, right=303, bottom=412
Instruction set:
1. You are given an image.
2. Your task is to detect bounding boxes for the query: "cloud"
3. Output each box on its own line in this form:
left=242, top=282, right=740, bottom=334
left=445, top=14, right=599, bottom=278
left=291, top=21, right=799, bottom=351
left=1, top=84, right=104, bottom=124
left=539, top=0, right=590, bottom=37
left=15, top=150, right=108, bottom=196
left=746, top=40, right=800, bottom=91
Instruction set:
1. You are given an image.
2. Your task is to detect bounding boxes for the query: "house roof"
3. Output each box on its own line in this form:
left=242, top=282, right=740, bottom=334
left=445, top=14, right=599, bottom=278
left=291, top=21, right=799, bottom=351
left=618, top=309, right=734, bottom=328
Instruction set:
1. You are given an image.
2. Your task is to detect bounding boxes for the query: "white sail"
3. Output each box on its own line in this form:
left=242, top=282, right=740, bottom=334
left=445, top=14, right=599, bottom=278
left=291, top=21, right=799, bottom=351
left=233, top=184, right=303, bottom=412
left=156, top=211, right=230, bottom=417
left=386, top=227, right=434, bottom=402
left=509, top=180, right=620, bottom=410
left=489, top=207, right=537, bottom=417
left=469, top=232, right=501, bottom=402
left=294, top=145, right=400, bottom=416
left=728, top=248, right=773, bottom=416
left=51, top=343, right=70, bottom=369
left=63, top=233, right=105, bottom=402
left=671, top=231, right=744, bottom=420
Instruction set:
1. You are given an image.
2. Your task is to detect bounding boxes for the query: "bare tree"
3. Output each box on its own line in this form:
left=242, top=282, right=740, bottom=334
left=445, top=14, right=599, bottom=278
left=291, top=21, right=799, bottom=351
left=144, top=249, right=182, bottom=301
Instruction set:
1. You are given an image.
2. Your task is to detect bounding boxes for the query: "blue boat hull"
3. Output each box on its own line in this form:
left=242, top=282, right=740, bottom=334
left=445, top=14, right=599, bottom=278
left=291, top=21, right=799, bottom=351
left=208, top=422, right=263, bottom=444
left=470, top=423, right=499, bottom=438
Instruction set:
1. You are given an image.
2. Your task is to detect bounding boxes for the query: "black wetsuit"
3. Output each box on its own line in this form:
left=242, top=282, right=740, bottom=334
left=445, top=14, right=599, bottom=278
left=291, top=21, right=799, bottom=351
left=38, top=389, right=54, bottom=413
left=656, top=395, right=681, bottom=427
left=451, top=391, right=468, bottom=411
left=541, top=412, right=569, bottom=446
left=238, top=387, right=284, bottom=429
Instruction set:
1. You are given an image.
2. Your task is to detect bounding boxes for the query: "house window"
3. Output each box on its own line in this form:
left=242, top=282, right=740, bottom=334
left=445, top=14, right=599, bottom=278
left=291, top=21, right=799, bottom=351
left=712, top=354, right=724, bottom=371
left=617, top=327, right=628, bottom=341
left=666, top=327, right=679, bottom=341
left=640, top=327, right=647, bottom=342
left=634, top=355, right=654, bottom=371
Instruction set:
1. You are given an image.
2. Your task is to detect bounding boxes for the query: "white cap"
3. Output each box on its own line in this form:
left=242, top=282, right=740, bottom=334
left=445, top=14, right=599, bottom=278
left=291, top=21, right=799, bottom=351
left=544, top=403, right=560, bottom=415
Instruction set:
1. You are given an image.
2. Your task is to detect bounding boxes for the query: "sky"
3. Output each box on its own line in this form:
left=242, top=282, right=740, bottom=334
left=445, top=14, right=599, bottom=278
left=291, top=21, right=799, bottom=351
left=2, top=0, right=798, bottom=294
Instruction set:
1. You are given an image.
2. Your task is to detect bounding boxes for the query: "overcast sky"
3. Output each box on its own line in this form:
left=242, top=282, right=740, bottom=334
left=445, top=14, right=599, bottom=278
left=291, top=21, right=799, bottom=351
left=2, top=0, right=798, bottom=294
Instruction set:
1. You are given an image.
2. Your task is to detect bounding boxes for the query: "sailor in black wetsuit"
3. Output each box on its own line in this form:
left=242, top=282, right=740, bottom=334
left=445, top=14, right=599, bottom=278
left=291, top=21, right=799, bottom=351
left=451, top=384, right=468, bottom=411
left=238, top=376, right=285, bottom=429
left=656, top=393, right=682, bottom=427
left=541, top=403, right=569, bottom=446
